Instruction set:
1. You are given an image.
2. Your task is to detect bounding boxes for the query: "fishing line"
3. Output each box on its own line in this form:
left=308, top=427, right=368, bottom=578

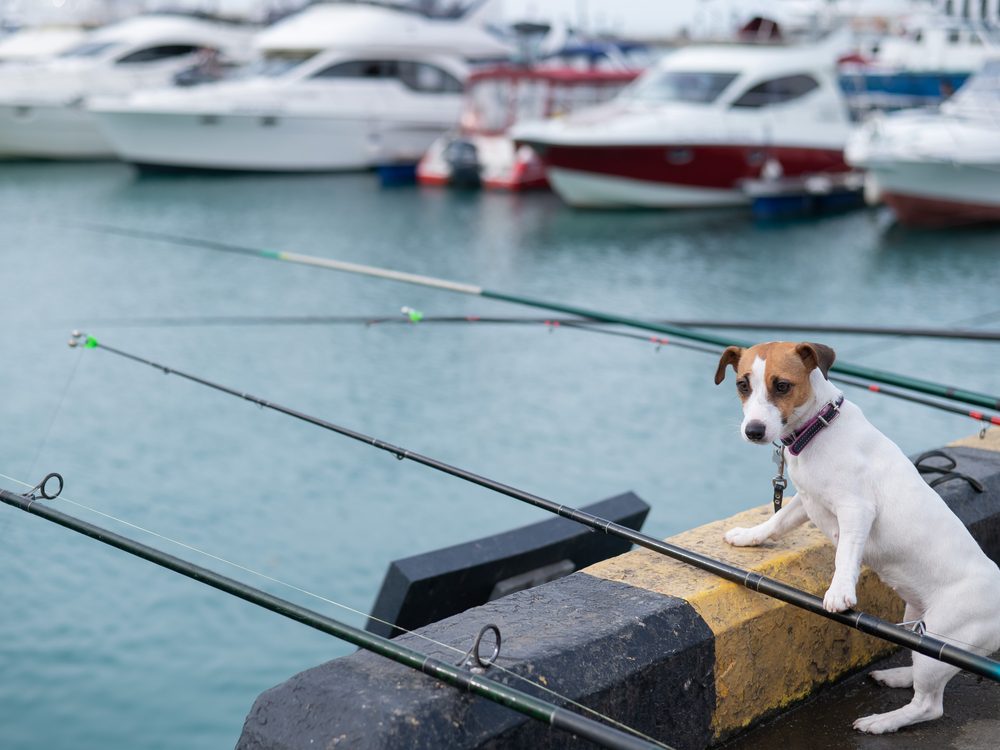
left=69, top=222, right=1000, bottom=412
left=839, top=307, right=1000, bottom=359
left=71, top=334, right=1000, bottom=683
left=60, top=310, right=1000, bottom=425
left=0, top=469, right=672, bottom=750
left=26, top=343, right=85, bottom=479
left=41, top=312, right=1000, bottom=342
left=546, top=320, right=1000, bottom=428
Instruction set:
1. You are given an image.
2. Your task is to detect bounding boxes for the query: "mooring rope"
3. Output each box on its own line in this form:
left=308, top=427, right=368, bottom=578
left=0, top=470, right=673, bottom=750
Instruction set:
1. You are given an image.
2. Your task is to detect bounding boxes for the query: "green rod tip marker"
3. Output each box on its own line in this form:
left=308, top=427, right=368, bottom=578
left=401, top=306, right=424, bottom=323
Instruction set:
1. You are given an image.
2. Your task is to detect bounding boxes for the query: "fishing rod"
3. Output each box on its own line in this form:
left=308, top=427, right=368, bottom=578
left=66, top=311, right=1000, bottom=342
left=544, top=320, right=1000, bottom=428
left=71, top=222, right=1000, bottom=411
left=0, top=476, right=666, bottom=750
left=72, top=333, right=1000, bottom=684
left=65, top=310, right=1000, bottom=427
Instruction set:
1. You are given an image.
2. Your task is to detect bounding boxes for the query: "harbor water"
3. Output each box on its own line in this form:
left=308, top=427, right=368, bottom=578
left=2, top=162, right=999, bottom=749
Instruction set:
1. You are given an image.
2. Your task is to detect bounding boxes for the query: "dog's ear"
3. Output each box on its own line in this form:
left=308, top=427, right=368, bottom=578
left=714, top=346, right=743, bottom=385
left=795, top=342, right=836, bottom=379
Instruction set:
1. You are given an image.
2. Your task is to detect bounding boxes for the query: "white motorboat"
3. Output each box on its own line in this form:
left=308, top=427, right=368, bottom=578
left=845, top=58, right=1000, bottom=226
left=89, top=2, right=512, bottom=172
left=0, top=0, right=117, bottom=64
left=512, top=41, right=853, bottom=209
left=0, top=13, right=256, bottom=159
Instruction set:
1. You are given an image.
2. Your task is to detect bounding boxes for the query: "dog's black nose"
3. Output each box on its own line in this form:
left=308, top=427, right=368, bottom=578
left=745, top=420, right=767, bottom=442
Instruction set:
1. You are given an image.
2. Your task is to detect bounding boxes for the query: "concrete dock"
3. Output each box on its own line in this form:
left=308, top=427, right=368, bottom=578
left=238, top=429, right=1000, bottom=749
left=723, top=647, right=1000, bottom=750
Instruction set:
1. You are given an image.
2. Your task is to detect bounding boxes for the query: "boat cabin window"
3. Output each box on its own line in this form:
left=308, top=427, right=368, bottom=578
left=247, top=52, right=314, bottom=78
left=730, top=74, right=819, bottom=108
left=312, top=59, right=395, bottom=79
left=59, top=41, right=121, bottom=58
left=398, top=62, right=463, bottom=93
left=311, top=60, right=463, bottom=93
left=625, top=71, right=739, bottom=104
left=116, top=45, right=202, bottom=65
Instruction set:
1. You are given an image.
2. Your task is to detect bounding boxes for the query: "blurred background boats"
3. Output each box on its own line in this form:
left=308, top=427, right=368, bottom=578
left=839, top=10, right=1000, bottom=116
left=88, top=2, right=509, bottom=172
left=2, top=0, right=1000, bottom=216
left=0, top=12, right=256, bottom=158
left=416, top=25, right=645, bottom=190
left=846, top=56, right=1000, bottom=227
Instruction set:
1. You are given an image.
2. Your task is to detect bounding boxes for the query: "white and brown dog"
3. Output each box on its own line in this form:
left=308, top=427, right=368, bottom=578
left=715, top=341, right=1000, bottom=734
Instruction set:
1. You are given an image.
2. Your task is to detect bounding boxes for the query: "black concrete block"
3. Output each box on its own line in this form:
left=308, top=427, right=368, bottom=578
left=367, top=492, right=650, bottom=638
left=238, top=574, right=714, bottom=750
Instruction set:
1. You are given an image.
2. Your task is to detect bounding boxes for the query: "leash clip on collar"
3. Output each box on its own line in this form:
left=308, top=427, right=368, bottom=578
left=771, top=443, right=787, bottom=513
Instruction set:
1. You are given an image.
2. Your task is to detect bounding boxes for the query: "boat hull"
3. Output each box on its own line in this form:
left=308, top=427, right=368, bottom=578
left=93, top=108, right=452, bottom=172
left=866, top=161, right=1000, bottom=227
left=418, top=133, right=548, bottom=191
left=529, top=144, right=847, bottom=208
left=0, top=103, right=113, bottom=159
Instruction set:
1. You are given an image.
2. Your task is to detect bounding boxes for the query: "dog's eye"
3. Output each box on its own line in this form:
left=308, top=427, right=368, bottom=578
left=774, top=380, right=792, bottom=394
left=737, top=380, right=750, bottom=395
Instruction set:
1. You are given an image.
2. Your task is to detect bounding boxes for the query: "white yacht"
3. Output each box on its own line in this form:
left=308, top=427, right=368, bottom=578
left=845, top=58, right=1000, bottom=226
left=89, top=2, right=512, bottom=172
left=0, top=13, right=256, bottom=159
left=512, top=41, right=853, bottom=209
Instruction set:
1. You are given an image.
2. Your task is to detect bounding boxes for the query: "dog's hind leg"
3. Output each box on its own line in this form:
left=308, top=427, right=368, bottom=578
left=869, top=666, right=913, bottom=689
left=854, top=598, right=1000, bottom=734
left=870, top=603, right=922, bottom=689
left=853, top=652, right=955, bottom=733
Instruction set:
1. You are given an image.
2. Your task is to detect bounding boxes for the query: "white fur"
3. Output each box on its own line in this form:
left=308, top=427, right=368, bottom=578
left=724, top=362, right=1000, bottom=734
left=739, top=356, right=784, bottom=443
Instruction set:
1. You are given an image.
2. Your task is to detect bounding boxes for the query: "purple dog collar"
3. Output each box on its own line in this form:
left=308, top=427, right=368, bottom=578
left=781, top=395, right=844, bottom=456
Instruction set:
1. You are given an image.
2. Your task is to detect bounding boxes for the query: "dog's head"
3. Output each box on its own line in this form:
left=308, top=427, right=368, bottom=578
left=714, top=341, right=836, bottom=445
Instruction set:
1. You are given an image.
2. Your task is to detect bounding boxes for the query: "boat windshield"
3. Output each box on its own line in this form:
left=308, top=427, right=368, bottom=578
left=624, top=70, right=738, bottom=104
left=59, top=41, right=121, bottom=59
left=242, top=52, right=315, bottom=79
left=947, top=59, right=1000, bottom=116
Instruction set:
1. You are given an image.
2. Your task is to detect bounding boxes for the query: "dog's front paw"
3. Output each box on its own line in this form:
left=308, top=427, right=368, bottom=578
left=724, top=526, right=765, bottom=547
left=853, top=712, right=902, bottom=734
left=823, top=580, right=857, bottom=612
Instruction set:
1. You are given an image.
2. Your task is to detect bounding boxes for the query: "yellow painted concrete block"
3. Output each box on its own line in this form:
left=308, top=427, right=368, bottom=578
left=585, top=505, right=904, bottom=740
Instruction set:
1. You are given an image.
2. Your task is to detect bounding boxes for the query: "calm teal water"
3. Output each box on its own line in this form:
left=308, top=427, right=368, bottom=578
left=2, top=162, right=999, bottom=749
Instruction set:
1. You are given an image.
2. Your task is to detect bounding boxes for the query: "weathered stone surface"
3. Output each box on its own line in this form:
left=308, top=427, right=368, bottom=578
left=238, top=575, right=714, bottom=750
